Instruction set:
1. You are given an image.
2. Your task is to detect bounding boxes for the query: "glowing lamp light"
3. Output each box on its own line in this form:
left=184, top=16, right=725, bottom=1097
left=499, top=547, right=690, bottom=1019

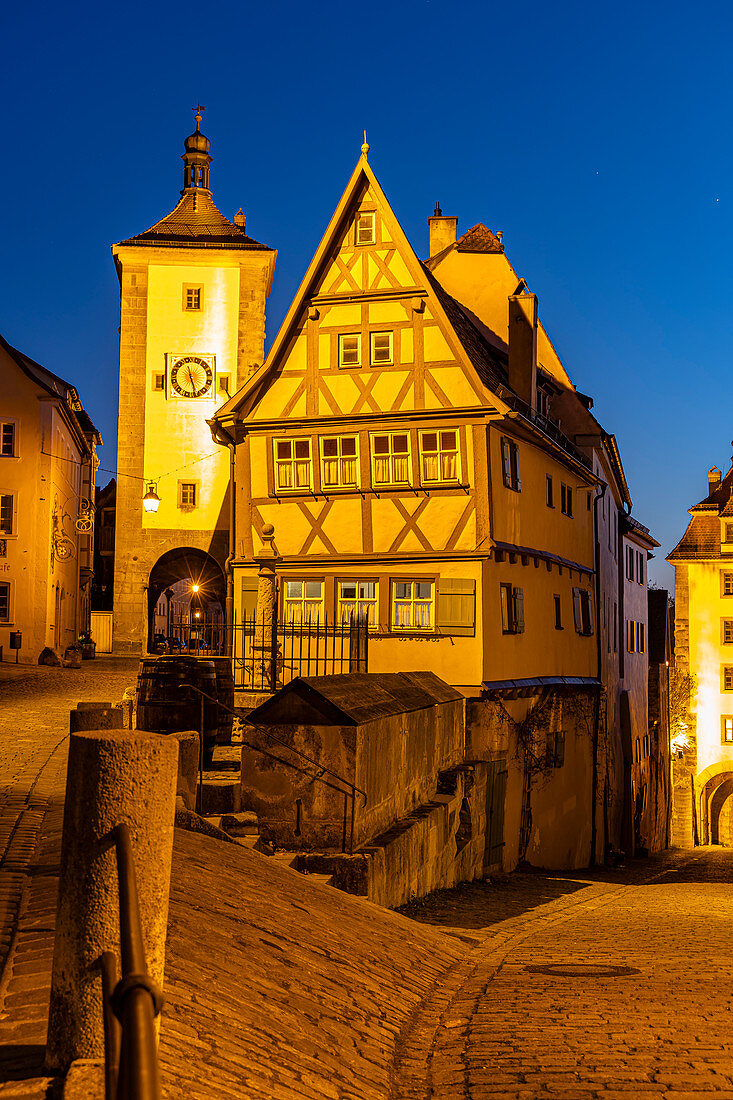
left=143, top=484, right=160, bottom=513
left=194, top=611, right=201, bottom=619
left=191, top=583, right=200, bottom=593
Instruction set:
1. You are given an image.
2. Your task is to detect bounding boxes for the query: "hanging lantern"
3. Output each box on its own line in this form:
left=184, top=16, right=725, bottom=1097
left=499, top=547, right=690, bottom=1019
left=143, top=484, right=160, bottom=513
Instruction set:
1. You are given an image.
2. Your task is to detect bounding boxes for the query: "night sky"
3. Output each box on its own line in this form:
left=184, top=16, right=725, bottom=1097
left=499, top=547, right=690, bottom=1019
left=2, top=0, right=731, bottom=589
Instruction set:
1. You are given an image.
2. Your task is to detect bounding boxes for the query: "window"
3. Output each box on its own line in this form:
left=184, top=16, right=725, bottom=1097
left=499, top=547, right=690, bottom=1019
left=636, top=551, right=644, bottom=584
left=371, top=433, right=411, bottom=486
left=178, top=482, right=197, bottom=508
left=722, top=717, right=733, bottom=744
left=1, top=422, right=16, bottom=457
left=284, top=579, right=324, bottom=623
left=274, top=438, right=312, bottom=491
left=391, top=580, right=434, bottom=631
left=338, top=580, right=377, bottom=626
left=587, top=491, right=592, bottom=511
left=560, top=483, right=573, bottom=517
left=613, top=601, right=617, bottom=652
left=724, top=666, right=733, bottom=692
left=370, top=332, right=393, bottom=366
left=554, top=594, right=563, bottom=630
left=0, top=493, right=14, bottom=535
left=183, top=285, right=202, bottom=311
left=572, top=587, right=593, bottom=635
left=420, top=430, right=459, bottom=483
left=321, top=436, right=358, bottom=489
left=546, top=474, right=554, bottom=508
left=726, top=523, right=733, bottom=542
left=724, top=573, right=733, bottom=596
left=626, top=619, right=636, bottom=652
left=626, top=546, right=634, bottom=581
left=0, top=581, right=9, bottom=622
left=153, top=373, right=165, bottom=391
left=355, top=211, right=375, bottom=245
left=338, top=334, right=361, bottom=368
left=546, top=730, right=565, bottom=768
left=636, top=621, right=645, bottom=653
left=500, top=583, right=525, bottom=634
left=218, top=375, right=231, bottom=395
left=723, top=621, right=733, bottom=645
left=537, top=388, right=550, bottom=419
left=501, top=437, right=521, bottom=491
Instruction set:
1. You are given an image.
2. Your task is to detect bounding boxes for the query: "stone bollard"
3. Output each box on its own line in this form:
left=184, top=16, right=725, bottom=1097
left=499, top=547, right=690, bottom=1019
left=45, top=729, right=178, bottom=1074
left=69, top=707, right=123, bottom=734
left=170, top=730, right=200, bottom=811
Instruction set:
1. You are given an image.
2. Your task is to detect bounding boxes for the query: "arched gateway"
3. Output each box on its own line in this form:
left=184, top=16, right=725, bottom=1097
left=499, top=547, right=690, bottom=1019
left=147, top=548, right=225, bottom=653
left=699, top=769, right=733, bottom=846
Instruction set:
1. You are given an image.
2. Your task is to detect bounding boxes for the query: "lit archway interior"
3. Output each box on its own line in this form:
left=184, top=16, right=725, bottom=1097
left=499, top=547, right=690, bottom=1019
left=147, top=547, right=226, bottom=652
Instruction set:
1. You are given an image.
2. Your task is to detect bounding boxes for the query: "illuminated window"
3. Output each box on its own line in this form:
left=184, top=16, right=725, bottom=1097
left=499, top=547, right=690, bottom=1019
left=178, top=482, right=197, bottom=508
left=284, top=580, right=324, bottom=623
left=355, top=211, right=375, bottom=245
left=338, top=334, right=361, bottom=368
left=371, top=433, right=411, bottom=486
left=500, top=583, right=525, bottom=634
left=546, top=474, right=554, bottom=507
left=370, top=331, right=393, bottom=365
left=501, top=437, right=521, bottom=491
left=0, top=581, right=9, bottom=622
left=724, top=573, right=733, bottom=596
left=1, top=422, right=16, bottom=457
left=420, top=430, right=459, bottom=483
left=561, top=483, right=573, bottom=517
left=0, top=493, right=15, bottom=535
left=274, top=438, right=312, bottom=491
left=183, top=285, right=202, bottom=311
left=338, top=580, right=377, bottom=626
left=391, top=580, right=434, bottom=631
left=724, top=666, right=733, bottom=692
left=722, top=717, right=733, bottom=743
left=321, top=436, right=358, bottom=489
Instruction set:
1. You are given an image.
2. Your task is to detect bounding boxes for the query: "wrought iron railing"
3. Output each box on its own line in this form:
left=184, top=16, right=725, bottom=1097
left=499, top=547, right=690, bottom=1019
left=100, top=823, right=163, bottom=1100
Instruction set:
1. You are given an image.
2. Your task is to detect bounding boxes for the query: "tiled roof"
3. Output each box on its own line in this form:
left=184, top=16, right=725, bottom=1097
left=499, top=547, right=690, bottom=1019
left=668, top=515, right=720, bottom=560
left=691, top=465, right=733, bottom=511
left=118, top=189, right=272, bottom=250
left=456, top=223, right=504, bottom=254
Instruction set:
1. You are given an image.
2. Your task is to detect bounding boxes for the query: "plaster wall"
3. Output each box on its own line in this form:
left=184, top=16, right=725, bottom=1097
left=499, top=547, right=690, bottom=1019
left=687, top=560, right=733, bottom=776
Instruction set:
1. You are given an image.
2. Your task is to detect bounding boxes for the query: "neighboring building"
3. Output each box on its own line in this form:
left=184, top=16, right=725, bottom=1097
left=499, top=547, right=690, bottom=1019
left=210, top=147, right=660, bottom=868
left=111, top=111, right=276, bottom=653
left=92, top=477, right=115, bottom=611
left=0, top=332, right=101, bottom=662
left=668, top=460, right=733, bottom=846
left=646, top=587, right=672, bottom=852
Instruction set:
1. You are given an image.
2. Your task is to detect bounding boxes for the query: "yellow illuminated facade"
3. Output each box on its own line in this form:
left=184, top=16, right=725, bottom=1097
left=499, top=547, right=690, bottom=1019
left=111, top=114, right=275, bottom=652
left=669, top=461, right=733, bottom=845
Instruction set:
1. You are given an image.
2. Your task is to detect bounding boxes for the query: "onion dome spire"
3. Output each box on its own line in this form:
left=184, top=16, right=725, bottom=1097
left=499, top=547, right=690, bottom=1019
left=182, top=105, right=212, bottom=193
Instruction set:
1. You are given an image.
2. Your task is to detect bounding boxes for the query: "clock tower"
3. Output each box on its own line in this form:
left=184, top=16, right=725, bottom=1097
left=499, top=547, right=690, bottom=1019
left=111, top=112, right=276, bottom=653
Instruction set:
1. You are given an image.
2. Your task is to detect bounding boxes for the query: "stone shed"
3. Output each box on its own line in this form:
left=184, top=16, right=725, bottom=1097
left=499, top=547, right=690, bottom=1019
left=242, top=671, right=465, bottom=851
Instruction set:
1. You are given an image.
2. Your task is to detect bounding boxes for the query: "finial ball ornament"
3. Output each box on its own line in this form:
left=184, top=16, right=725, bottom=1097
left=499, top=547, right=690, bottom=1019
left=262, top=523, right=275, bottom=536
left=361, top=129, right=370, bottom=156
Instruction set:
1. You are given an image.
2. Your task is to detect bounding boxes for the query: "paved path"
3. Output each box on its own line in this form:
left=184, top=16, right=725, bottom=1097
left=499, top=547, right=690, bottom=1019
left=395, top=850, right=733, bottom=1099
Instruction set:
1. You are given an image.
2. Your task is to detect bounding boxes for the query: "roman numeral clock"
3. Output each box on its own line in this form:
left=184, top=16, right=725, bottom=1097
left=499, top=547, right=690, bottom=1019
left=169, top=355, right=214, bottom=398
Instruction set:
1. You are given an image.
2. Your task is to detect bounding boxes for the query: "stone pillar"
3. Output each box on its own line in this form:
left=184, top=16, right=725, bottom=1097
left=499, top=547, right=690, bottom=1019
left=46, top=730, right=178, bottom=1073
left=252, top=524, right=281, bottom=692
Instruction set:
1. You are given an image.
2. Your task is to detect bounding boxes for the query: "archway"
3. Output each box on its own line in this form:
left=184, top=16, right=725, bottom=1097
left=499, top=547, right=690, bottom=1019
left=147, top=548, right=226, bottom=654
left=709, top=775, right=733, bottom=845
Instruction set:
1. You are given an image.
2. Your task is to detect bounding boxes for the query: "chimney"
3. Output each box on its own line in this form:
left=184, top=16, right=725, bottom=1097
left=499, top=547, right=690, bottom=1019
left=234, top=208, right=246, bottom=230
left=428, top=202, right=458, bottom=257
left=508, top=286, right=538, bottom=411
left=709, top=466, right=722, bottom=493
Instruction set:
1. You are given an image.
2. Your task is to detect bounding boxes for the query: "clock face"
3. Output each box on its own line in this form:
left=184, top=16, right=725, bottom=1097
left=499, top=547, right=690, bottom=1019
left=170, top=356, right=214, bottom=398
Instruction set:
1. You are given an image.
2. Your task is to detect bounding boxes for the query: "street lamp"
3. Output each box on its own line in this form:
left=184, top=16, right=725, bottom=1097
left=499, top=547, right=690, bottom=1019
left=143, top=484, right=160, bottom=513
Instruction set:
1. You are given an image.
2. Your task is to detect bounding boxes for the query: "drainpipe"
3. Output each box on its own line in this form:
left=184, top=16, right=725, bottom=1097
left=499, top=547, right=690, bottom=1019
left=590, top=480, right=607, bottom=866
left=225, top=440, right=236, bottom=657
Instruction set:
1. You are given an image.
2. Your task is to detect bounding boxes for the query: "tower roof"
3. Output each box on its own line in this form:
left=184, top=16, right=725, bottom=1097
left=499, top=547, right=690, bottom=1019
left=116, top=111, right=273, bottom=252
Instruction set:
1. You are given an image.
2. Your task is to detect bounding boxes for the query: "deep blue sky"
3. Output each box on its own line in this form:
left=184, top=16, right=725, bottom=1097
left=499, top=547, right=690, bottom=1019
left=2, top=0, right=731, bottom=589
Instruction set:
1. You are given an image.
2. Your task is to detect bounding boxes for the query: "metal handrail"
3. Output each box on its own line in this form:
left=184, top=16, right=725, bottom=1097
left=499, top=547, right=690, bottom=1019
left=180, top=682, right=366, bottom=853
left=101, top=823, right=163, bottom=1100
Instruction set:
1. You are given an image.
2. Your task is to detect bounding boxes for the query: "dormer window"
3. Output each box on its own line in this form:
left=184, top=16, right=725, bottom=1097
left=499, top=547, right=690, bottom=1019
left=355, top=211, right=375, bottom=245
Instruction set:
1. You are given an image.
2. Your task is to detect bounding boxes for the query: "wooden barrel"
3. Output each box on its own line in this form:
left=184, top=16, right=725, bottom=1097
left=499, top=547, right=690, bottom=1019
left=136, top=656, right=218, bottom=766
left=206, top=657, right=235, bottom=745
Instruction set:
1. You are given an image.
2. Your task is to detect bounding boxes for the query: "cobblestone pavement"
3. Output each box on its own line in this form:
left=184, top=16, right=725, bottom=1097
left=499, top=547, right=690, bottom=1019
left=394, top=849, right=733, bottom=1099
left=0, top=657, right=139, bottom=1095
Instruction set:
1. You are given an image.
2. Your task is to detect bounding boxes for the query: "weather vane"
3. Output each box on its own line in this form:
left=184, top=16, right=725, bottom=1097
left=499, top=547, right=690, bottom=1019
left=192, top=104, right=206, bottom=130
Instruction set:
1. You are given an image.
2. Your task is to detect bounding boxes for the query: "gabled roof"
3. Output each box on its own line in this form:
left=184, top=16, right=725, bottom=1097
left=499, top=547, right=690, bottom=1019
left=116, top=189, right=272, bottom=251
left=246, top=672, right=462, bottom=727
left=211, top=152, right=510, bottom=431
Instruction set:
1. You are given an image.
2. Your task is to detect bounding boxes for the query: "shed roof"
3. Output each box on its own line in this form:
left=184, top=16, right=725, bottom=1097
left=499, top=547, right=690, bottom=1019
left=246, top=672, right=462, bottom=727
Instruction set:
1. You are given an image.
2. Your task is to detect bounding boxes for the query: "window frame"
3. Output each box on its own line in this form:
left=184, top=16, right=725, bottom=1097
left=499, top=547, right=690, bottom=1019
left=338, top=333, right=362, bottom=369
left=182, top=284, right=203, bottom=312
left=723, top=572, right=733, bottom=597
left=273, top=437, right=314, bottom=493
left=722, top=716, right=733, bottom=744
left=0, top=420, right=17, bottom=458
left=178, top=481, right=198, bottom=509
left=418, top=428, right=461, bottom=485
left=355, top=210, right=376, bottom=245
left=724, top=666, right=733, bottom=692
left=369, top=331, right=393, bottom=366
left=500, top=583, right=525, bottom=635
left=572, top=587, right=593, bottom=636
left=560, top=482, right=573, bottom=517
left=500, top=437, right=521, bottom=492
left=390, top=578, right=435, bottom=633
left=337, top=578, right=378, bottom=628
left=320, top=435, right=360, bottom=491
left=370, top=432, right=412, bottom=488
left=0, top=580, right=11, bottom=623
left=546, top=474, right=554, bottom=508
left=553, top=594, right=563, bottom=630
left=282, top=578, right=325, bottom=624
left=0, top=491, right=16, bottom=537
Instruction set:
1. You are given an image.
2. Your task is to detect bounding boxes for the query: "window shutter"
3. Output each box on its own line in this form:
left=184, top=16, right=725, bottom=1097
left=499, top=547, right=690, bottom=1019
left=438, top=578, right=476, bottom=636
left=501, top=439, right=512, bottom=487
left=572, top=587, right=582, bottom=632
left=0, top=494, right=12, bottom=535
left=513, top=587, right=525, bottom=633
left=513, top=446, right=521, bottom=491
left=241, top=575, right=259, bottom=621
